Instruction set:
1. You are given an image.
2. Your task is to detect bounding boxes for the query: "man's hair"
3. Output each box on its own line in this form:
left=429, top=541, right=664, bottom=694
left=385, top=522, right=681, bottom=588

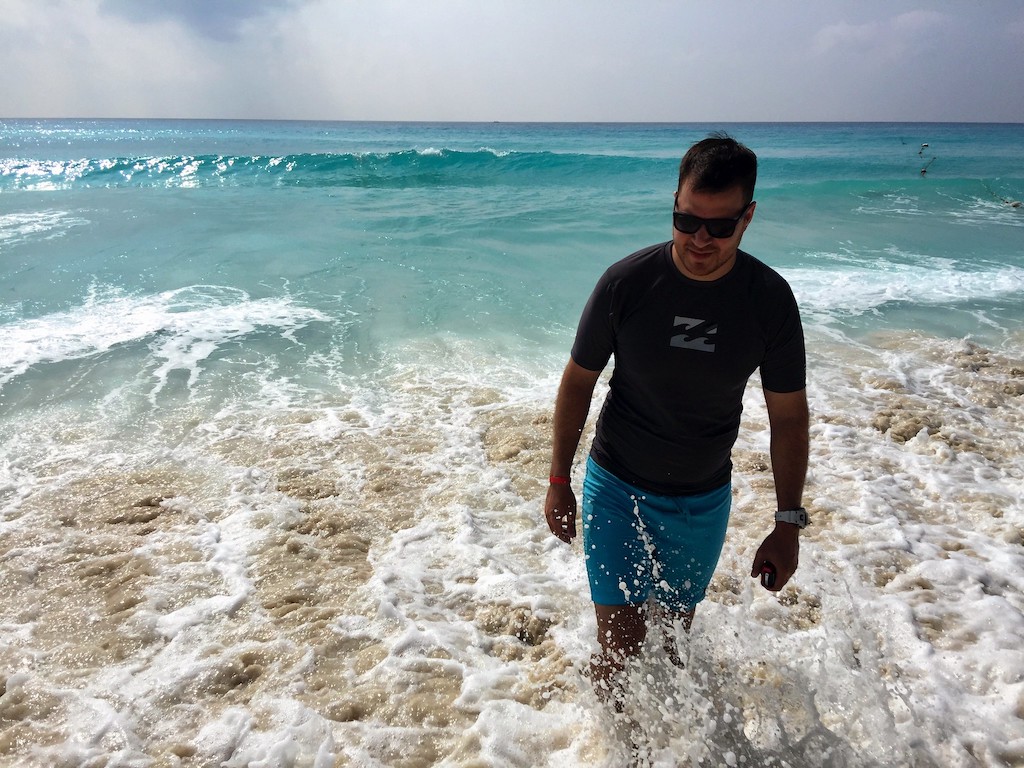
left=677, top=133, right=758, bottom=205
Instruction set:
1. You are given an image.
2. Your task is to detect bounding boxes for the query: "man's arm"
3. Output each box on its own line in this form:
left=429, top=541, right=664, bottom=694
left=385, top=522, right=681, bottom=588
left=544, top=359, right=602, bottom=543
left=750, top=387, right=809, bottom=589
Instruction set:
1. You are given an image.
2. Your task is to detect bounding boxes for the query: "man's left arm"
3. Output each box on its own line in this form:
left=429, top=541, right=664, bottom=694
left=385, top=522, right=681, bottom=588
left=749, top=387, right=809, bottom=591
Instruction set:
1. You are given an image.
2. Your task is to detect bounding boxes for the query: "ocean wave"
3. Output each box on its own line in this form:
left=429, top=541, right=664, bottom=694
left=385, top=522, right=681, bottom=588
left=788, top=259, right=1024, bottom=324
left=0, top=286, right=331, bottom=392
left=0, top=149, right=663, bottom=191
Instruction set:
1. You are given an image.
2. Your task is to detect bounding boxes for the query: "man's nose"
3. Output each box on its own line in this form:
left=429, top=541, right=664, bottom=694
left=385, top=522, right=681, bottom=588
left=692, top=224, right=714, bottom=244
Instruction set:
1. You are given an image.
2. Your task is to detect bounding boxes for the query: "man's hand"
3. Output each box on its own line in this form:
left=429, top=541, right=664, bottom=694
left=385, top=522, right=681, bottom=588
left=544, top=483, right=578, bottom=543
left=750, top=523, right=800, bottom=591
left=544, top=360, right=600, bottom=545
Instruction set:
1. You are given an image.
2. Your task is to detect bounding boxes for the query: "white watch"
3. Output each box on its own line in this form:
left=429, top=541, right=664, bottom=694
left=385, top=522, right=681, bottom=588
left=776, top=507, right=809, bottom=528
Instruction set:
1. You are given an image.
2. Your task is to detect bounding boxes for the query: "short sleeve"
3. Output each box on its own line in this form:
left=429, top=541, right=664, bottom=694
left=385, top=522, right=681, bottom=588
left=570, top=272, right=617, bottom=372
left=759, top=283, right=805, bottom=393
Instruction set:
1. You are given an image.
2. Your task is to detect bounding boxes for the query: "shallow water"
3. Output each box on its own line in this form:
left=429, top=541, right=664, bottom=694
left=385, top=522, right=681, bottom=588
left=1, top=120, right=1023, bottom=766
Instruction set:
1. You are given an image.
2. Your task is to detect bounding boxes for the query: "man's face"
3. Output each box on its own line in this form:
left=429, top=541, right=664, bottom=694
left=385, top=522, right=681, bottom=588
left=671, top=181, right=755, bottom=281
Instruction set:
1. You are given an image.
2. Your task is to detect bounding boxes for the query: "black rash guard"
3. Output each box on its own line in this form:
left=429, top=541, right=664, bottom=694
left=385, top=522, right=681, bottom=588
left=571, top=241, right=806, bottom=495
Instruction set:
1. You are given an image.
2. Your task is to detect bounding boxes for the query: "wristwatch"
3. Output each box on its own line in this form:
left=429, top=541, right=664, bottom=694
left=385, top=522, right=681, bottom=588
left=775, top=507, right=810, bottom=528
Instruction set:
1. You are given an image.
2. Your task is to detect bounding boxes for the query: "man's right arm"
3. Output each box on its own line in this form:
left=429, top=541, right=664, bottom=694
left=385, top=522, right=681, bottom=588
left=544, top=359, right=602, bottom=543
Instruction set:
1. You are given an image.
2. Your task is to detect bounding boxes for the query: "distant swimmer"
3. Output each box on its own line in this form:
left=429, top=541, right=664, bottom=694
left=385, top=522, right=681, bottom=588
left=918, top=143, right=930, bottom=156
left=981, top=181, right=1021, bottom=207
left=920, top=156, right=936, bottom=175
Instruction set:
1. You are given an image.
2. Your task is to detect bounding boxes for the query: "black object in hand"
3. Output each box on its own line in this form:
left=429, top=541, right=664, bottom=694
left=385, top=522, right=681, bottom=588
left=759, top=562, right=777, bottom=589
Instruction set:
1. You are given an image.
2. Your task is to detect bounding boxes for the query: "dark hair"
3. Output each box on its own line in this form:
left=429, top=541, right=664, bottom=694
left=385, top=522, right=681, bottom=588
left=677, top=133, right=757, bottom=205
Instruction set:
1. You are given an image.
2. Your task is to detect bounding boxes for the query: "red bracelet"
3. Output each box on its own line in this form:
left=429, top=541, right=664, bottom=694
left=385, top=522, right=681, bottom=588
left=549, top=475, right=570, bottom=485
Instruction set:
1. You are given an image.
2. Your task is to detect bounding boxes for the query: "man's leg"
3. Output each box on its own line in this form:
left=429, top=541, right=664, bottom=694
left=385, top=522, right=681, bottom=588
left=650, top=603, right=694, bottom=668
left=591, top=602, right=647, bottom=707
left=645, top=481, right=732, bottom=667
left=582, top=458, right=652, bottom=703
left=590, top=601, right=694, bottom=707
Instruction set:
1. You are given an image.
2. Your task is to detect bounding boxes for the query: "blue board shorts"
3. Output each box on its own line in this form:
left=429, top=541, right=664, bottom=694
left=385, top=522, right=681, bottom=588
left=581, top=456, right=731, bottom=613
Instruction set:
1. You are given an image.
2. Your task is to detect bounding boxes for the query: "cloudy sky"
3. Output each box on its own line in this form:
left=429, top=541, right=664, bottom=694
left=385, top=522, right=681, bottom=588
left=3, top=0, right=1023, bottom=122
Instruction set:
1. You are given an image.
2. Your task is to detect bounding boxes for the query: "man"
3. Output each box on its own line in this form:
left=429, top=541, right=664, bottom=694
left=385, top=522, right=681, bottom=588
left=544, top=135, right=809, bottom=698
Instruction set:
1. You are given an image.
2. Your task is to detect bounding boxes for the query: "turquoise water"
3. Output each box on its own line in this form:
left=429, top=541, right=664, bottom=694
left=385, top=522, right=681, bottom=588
left=1, top=121, right=1023, bottom=767
left=3, top=121, right=1022, bottom=366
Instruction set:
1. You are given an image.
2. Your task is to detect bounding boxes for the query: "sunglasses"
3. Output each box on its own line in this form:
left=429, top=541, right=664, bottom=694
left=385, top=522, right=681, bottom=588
left=672, top=200, right=754, bottom=239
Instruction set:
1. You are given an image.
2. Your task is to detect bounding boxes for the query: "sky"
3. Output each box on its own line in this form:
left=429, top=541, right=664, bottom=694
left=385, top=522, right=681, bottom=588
left=2, top=0, right=1023, bottom=122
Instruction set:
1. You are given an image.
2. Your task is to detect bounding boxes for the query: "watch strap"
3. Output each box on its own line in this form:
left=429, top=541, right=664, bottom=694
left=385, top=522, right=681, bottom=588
left=775, top=507, right=809, bottom=528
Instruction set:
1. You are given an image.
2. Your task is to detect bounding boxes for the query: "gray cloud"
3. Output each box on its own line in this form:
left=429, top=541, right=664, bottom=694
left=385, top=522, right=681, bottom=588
left=1, top=0, right=1022, bottom=121
left=99, top=0, right=305, bottom=40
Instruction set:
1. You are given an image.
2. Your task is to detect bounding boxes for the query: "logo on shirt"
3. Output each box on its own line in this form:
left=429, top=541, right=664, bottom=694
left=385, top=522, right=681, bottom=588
left=670, top=316, right=717, bottom=352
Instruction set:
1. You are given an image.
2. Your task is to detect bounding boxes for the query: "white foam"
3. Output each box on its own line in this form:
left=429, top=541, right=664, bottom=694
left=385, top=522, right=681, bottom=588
left=1, top=329, right=1021, bottom=766
left=0, top=285, right=330, bottom=393
left=0, top=210, right=90, bottom=245
left=785, top=258, right=1024, bottom=322
left=948, top=194, right=1024, bottom=228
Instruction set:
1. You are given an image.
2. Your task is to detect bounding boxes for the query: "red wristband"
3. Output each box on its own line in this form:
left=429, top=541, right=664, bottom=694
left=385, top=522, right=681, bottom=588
left=549, top=475, right=570, bottom=485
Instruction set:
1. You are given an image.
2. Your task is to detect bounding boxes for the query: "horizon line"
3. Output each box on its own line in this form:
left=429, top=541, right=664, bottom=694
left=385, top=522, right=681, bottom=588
left=3, top=116, right=1024, bottom=126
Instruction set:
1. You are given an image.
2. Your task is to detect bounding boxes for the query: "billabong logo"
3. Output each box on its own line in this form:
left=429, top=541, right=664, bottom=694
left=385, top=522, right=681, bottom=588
left=670, top=316, right=717, bottom=352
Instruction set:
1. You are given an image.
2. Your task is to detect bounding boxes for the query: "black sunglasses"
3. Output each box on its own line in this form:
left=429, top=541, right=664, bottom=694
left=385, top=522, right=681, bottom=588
left=673, top=200, right=754, bottom=239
